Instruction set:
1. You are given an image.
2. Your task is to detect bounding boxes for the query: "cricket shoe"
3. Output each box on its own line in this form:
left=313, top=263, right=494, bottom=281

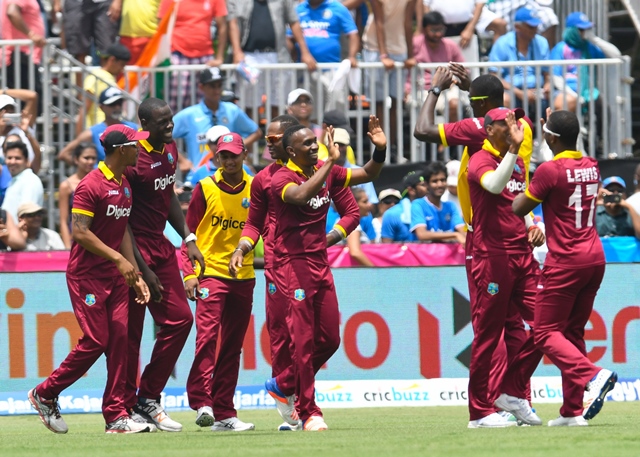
left=468, top=412, right=518, bottom=428
left=548, top=416, right=588, bottom=427
left=278, top=421, right=303, bottom=431
left=133, top=398, right=182, bottom=432
left=303, top=416, right=328, bottom=431
left=211, top=417, right=255, bottom=432
left=28, top=388, right=68, bottom=434
left=265, top=377, right=299, bottom=426
left=105, top=416, right=157, bottom=434
left=583, top=369, right=618, bottom=420
left=494, top=393, right=542, bottom=426
left=195, top=406, right=215, bottom=427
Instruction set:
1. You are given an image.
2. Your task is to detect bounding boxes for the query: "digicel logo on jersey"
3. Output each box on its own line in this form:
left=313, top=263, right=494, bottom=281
left=106, top=204, right=131, bottom=220
left=155, top=173, right=176, bottom=191
left=211, top=216, right=245, bottom=230
left=506, top=179, right=526, bottom=193
left=308, top=194, right=331, bottom=210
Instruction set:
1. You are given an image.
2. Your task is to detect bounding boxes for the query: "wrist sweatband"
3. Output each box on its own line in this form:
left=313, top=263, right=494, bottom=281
left=372, top=146, right=387, bottom=164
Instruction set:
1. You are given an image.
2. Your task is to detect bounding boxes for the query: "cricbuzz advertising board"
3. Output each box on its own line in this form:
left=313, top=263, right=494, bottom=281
left=1, top=266, right=639, bottom=415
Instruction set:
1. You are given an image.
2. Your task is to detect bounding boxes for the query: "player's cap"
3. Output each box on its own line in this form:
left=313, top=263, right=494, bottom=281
left=100, top=43, right=131, bottom=61
left=602, top=176, right=626, bottom=190
left=287, top=88, right=313, bottom=107
left=0, top=94, right=17, bottom=110
left=401, top=171, right=425, bottom=197
left=216, top=132, right=245, bottom=155
left=205, top=125, right=231, bottom=143
left=484, top=107, right=525, bottom=126
left=333, top=128, right=351, bottom=146
left=566, top=11, right=593, bottom=30
left=221, top=90, right=239, bottom=103
left=99, top=87, right=125, bottom=106
left=446, top=160, right=461, bottom=187
left=100, top=124, right=149, bottom=147
left=378, top=188, right=402, bottom=203
left=514, top=7, right=542, bottom=27
left=17, top=202, right=44, bottom=218
left=199, top=67, right=225, bottom=85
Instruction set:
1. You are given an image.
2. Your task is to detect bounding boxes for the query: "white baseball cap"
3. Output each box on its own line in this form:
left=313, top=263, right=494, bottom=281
left=205, top=125, right=231, bottom=143
left=333, top=128, right=351, bottom=146
left=0, top=94, right=17, bottom=110
left=446, top=160, right=461, bottom=187
left=287, top=88, right=313, bottom=107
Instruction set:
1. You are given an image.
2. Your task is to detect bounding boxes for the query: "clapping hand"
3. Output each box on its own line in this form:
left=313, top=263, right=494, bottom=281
left=367, top=115, right=387, bottom=150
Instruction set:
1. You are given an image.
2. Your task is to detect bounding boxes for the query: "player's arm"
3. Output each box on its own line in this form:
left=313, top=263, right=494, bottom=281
left=127, top=224, right=164, bottom=302
left=230, top=176, right=266, bottom=277
left=119, top=228, right=151, bottom=304
left=58, top=130, right=93, bottom=165
left=512, top=193, right=540, bottom=217
left=180, top=184, right=207, bottom=297
left=480, top=113, right=524, bottom=194
left=414, top=66, right=454, bottom=142
left=327, top=185, right=360, bottom=246
left=71, top=211, right=138, bottom=286
left=349, top=115, right=387, bottom=185
left=168, top=190, right=205, bottom=276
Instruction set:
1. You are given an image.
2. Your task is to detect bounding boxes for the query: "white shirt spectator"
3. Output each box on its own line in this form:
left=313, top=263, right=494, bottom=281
left=626, top=192, right=640, bottom=218
left=25, top=228, right=65, bottom=251
left=1, top=168, right=44, bottom=221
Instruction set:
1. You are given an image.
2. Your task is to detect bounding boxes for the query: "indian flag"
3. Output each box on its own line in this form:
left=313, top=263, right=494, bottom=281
left=118, top=0, right=179, bottom=102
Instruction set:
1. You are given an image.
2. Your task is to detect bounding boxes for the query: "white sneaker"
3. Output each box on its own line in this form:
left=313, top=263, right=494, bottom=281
left=195, top=406, right=215, bottom=427
left=303, top=416, right=328, bottom=431
left=278, top=421, right=302, bottom=431
left=583, top=369, right=618, bottom=420
left=265, top=378, right=299, bottom=426
left=548, top=416, right=589, bottom=427
left=211, top=417, right=255, bottom=432
left=468, top=412, right=518, bottom=428
left=133, top=398, right=183, bottom=432
left=28, top=388, right=68, bottom=434
left=494, top=393, right=542, bottom=426
left=105, top=416, right=157, bottom=433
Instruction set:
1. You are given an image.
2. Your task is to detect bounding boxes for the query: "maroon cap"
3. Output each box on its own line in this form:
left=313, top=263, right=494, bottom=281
left=216, top=132, right=245, bottom=155
left=484, top=107, right=525, bottom=126
left=99, top=124, right=149, bottom=147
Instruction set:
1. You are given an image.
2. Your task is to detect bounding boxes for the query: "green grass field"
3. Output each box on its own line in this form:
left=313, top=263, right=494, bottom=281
left=2, top=404, right=639, bottom=457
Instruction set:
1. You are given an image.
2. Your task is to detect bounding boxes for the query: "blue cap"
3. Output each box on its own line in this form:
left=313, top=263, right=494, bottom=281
left=602, top=176, right=626, bottom=189
left=566, top=11, right=593, bottom=30
left=514, top=7, right=542, bottom=27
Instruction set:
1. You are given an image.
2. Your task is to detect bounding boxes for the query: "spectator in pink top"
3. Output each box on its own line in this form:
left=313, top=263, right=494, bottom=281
left=2, top=0, right=45, bottom=92
left=408, top=12, right=465, bottom=121
left=159, top=0, right=229, bottom=112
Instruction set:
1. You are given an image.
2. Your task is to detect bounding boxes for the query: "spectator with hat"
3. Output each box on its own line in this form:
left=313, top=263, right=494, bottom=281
left=486, top=0, right=558, bottom=48
left=173, top=67, right=262, bottom=175
left=17, top=202, right=65, bottom=251
left=1, top=140, right=43, bottom=222
left=0, top=89, right=40, bottom=172
left=380, top=170, right=428, bottom=242
left=488, top=6, right=550, bottom=117
left=286, top=89, right=323, bottom=144
left=59, top=87, right=138, bottom=165
left=317, top=109, right=357, bottom=165
left=596, top=176, right=640, bottom=239
left=373, top=188, right=401, bottom=242
left=78, top=43, right=131, bottom=135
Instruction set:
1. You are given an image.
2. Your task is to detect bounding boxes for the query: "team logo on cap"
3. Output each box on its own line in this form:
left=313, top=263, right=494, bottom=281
left=124, top=187, right=130, bottom=199
left=268, top=283, right=277, bottom=295
left=85, top=294, right=96, bottom=306
left=487, top=283, right=499, bottom=296
left=242, top=198, right=250, bottom=208
left=167, top=152, right=175, bottom=165
left=199, top=288, right=210, bottom=299
left=222, top=134, right=234, bottom=143
left=294, top=289, right=306, bottom=301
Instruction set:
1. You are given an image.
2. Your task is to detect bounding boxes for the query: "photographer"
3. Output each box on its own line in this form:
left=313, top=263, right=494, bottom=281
left=0, top=89, right=41, bottom=173
left=596, top=176, right=640, bottom=239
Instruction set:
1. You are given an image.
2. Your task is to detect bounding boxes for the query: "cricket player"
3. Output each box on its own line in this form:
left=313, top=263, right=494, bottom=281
left=29, top=125, right=152, bottom=434
left=123, top=98, right=205, bottom=432
left=512, top=110, right=617, bottom=426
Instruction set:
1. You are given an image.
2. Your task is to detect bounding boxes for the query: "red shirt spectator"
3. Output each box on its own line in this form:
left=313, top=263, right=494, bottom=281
left=1, top=0, right=45, bottom=66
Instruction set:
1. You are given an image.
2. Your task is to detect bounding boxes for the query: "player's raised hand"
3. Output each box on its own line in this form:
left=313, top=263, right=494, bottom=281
left=430, top=66, right=453, bottom=92
left=448, top=62, right=470, bottom=91
left=184, top=277, right=200, bottom=301
left=325, top=126, right=341, bottom=163
left=228, top=250, right=244, bottom=278
left=528, top=226, right=545, bottom=247
left=506, top=112, right=525, bottom=148
left=133, top=277, right=151, bottom=304
left=115, top=256, right=138, bottom=287
left=367, top=115, right=387, bottom=150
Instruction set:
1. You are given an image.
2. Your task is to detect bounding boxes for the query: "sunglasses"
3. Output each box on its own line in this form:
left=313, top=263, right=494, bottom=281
left=23, top=211, right=44, bottom=218
left=265, top=134, right=284, bottom=144
left=469, top=96, right=489, bottom=101
left=381, top=198, right=399, bottom=205
left=543, top=124, right=561, bottom=137
left=113, top=141, right=138, bottom=147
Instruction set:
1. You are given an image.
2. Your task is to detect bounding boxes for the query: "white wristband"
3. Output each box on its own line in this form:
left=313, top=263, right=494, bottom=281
left=184, top=233, right=197, bottom=243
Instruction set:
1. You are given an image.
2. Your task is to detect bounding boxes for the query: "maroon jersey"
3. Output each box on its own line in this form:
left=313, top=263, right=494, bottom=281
left=526, top=151, right=605, bottom=268
left=241, top=161, right=284, bottom=269
left=439, top=117, right=485, bottom=155
left=67, top=163, right=133, bottom=279
left=467, top=141, right=529, bottom=256
left=124, top=139, right=178, bottom=250
left=271, top=161, right=359, bottom=264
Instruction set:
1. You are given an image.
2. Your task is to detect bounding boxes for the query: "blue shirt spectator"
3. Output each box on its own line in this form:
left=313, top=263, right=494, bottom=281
left=381, top=199, right=415, bottom=242
left=173, top=99, right=260, bottom=169
left=289, top=0, right=358, bottom=63
left=90, top=120, right=138, bottom=162
left=189, top=161, right=254, bottom=186
left=410, top=197, right=464, bottom=235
